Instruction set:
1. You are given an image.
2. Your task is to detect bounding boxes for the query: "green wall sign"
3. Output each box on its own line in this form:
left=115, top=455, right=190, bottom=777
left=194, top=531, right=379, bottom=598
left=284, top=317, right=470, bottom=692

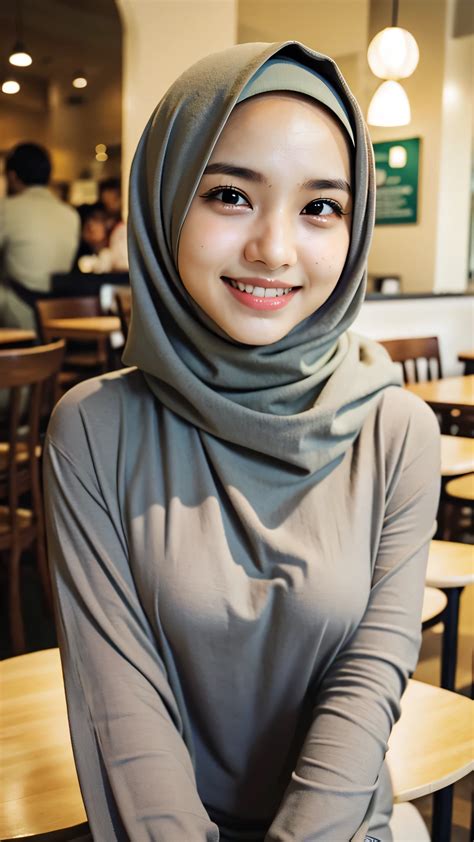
left=373, top=137, right=420, bottom=225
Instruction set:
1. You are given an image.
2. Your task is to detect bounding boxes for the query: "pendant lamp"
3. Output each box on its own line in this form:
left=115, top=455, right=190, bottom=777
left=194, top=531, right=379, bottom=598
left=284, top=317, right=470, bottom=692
left=367, top=80, right=411, bottom=126
left=367, top=0, right=418, bottom=127
left=8, top=1, right=32, bottom=67
left=367, top=0, right=419, bottom=79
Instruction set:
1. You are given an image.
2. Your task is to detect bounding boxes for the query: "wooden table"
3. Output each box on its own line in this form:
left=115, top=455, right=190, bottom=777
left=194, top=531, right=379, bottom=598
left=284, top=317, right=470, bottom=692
left=1, top=650, right=473, bottom=840
left=0, top=328, right=36, bottom=348
left=440, top=435, right=474, bottom=476
left=458, top=350, right=474, bottom=375
left=43, top=315, right=121, bottom=342
left=405, top=375, right=474, bottom=412
left=388, top=679, right=473, bottom=802
left=0, top=649, right=87, bottom=839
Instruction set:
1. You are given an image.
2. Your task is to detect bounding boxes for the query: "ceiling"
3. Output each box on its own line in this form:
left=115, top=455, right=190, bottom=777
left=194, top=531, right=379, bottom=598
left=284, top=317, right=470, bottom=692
left=0, top=0, right=122, bottom=110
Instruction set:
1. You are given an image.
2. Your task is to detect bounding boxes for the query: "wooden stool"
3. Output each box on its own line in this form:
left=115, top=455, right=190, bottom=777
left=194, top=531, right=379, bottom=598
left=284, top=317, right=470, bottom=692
left=443, top=473, right=474, bottom=540
left=421, top=586, right=447, bottom=627
left=388, top=679, right=473, bottom=842
left=1, top=652, right=472, bottom=841
left=426, top=540, right=474, bottom=691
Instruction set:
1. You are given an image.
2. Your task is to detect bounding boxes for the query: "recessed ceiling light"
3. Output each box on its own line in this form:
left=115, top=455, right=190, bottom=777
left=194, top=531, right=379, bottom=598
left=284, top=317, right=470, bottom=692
left=96, top=152, right=108, bottom=162
left=72, top=76, right=87, bottom=89
left=95, top=143, right=107, bottom=154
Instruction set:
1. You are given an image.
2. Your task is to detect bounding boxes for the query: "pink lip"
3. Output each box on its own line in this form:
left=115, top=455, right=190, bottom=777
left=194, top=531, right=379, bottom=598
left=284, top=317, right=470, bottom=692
left=223, top=279, right=299, bottom=311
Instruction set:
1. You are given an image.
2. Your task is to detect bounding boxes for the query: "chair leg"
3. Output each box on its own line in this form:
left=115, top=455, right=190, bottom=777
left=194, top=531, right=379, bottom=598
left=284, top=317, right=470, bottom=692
left=8, top=543, right=26, bottom=654
left=441, top=588, right=463, bottom=691
left=432, top=784, right=454, bottom=842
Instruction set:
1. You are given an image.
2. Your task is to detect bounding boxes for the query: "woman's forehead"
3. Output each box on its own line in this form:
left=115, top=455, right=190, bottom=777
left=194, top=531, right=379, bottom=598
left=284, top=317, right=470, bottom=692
left=208, top=93, right=352, bottom=178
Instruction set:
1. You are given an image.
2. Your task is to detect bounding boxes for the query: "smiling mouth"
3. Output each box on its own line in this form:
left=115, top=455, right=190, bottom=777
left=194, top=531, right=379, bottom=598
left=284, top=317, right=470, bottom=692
left=221, top=277, right=299, bottom=298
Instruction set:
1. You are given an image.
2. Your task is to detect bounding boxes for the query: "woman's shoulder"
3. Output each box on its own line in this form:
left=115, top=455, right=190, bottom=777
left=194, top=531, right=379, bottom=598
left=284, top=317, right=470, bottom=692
left=373, top=384, right=441, bottom=472
left=46, top=367, right=154, bottom=459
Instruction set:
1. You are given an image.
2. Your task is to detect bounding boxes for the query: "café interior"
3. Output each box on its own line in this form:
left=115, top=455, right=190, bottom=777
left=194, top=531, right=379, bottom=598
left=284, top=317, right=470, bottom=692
left=0, top=1, right=473, bottom=840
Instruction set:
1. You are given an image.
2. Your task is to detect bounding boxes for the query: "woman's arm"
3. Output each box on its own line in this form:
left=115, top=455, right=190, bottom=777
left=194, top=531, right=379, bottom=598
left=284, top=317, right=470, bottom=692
left=266, top=397, right=441, bottom=842
left=44, top=424, right=219, bottom=842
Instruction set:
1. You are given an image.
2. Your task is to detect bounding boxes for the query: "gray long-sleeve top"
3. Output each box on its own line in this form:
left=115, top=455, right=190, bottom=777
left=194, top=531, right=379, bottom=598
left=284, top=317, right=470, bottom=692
left=44, top=368, right=440, bottom=841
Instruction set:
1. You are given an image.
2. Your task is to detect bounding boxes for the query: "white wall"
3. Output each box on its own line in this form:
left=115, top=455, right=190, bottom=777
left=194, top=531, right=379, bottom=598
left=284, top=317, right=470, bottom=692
left=353, top=295, right=474, bottom=375
left=116, top=0, right=238, bottom=210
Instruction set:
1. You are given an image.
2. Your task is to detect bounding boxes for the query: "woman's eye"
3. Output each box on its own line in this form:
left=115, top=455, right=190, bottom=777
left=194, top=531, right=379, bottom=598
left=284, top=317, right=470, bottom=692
left=302, top=199, right=343, bottom=218
left=202, top=186, right=250, bottom=207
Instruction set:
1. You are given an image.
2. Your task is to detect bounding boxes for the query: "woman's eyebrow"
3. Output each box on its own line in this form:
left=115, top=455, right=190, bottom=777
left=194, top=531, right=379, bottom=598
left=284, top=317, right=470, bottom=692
left=203, top=163, right=351, bottom=195
left=303, top=178, right=352, bottom=194
left=203, top=162, right=265, bottom=182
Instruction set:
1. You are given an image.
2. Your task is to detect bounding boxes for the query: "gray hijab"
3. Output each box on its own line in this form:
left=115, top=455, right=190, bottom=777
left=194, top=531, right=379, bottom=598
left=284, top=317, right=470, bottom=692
left=123, top=40, right=399, bottom=480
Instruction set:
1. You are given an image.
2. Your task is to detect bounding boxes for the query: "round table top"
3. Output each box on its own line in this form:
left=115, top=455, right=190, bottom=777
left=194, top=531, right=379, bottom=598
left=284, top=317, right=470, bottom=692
left=388, top=679, right=474, bottom=802
left=405, top=375, right=474, bottom=410
left=421, top=586, right=447, bottom=624
left=1, top=650, right=473, bottom=836
left=445, top=473, right=474, bottom=502
left=0, top=649, right=87, bottom=838
left=426, top=540, right=474, bottom=588
left=0, top=328, right=37, bottom=347
left=43, top=315, right=121, bottom=340
left=440, top=435, right=474, bottom=477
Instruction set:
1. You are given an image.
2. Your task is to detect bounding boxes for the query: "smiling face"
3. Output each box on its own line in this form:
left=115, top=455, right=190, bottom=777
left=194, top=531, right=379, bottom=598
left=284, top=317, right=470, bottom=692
left=177, top=92, right=353, bottom=345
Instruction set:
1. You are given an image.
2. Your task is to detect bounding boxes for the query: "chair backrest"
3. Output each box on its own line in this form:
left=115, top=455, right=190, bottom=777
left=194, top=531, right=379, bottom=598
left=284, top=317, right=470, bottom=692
left=0, top=341, right=65, bottom=508
left=35, top=297, right=102, bottom=342
left=379, top=336, right=443, bottom=383
left=115, top=288, right=132, bottom=341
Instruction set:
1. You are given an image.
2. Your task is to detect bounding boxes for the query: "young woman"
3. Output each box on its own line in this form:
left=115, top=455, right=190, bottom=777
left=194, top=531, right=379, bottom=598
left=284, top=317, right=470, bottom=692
left=44, top=41, right=440, bottom=842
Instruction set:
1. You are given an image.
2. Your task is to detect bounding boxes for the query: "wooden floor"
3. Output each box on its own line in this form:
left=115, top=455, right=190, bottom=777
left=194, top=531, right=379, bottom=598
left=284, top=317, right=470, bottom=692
left=1, top=551, right=472, bottom=840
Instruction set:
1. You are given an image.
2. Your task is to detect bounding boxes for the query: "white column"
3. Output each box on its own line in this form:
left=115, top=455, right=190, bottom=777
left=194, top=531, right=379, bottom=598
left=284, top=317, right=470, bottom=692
left=115, top=0, right=237, bottom=210
left=433, top=0, right=473, bottom=292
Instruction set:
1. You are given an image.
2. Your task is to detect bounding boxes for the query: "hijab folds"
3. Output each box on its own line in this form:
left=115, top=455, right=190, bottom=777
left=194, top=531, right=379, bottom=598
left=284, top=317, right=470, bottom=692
left=123, top=40, right=399, bottom=485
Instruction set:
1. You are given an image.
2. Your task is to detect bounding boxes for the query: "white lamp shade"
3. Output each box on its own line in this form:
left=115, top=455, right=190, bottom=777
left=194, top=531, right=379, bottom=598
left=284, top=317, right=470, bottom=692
left=368, top=27, right=419, bottom=79
left=9, top=50, right=32, bottom=67
left=367, top=81, right=411, bottom=127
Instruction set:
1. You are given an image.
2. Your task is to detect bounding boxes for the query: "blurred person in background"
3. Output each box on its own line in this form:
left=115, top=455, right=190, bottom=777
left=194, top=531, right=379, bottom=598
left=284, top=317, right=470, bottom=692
left=98, top=176, right=128, bottom=271
left=0, top=142, right=80, bottom=330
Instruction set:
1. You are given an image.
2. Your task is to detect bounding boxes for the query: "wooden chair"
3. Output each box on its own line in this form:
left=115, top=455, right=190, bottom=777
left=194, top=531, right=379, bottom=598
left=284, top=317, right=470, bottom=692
left=0, top=341, right=65, bottom=653
left=2, top=650, right=472, bottom=842
left=35, top=297, right=108, bottom=389
left=115, top=287, right=132, bottom=342
left=379, top=336, right=443, bottom=383
left=426, top=539, right=474, bottom=691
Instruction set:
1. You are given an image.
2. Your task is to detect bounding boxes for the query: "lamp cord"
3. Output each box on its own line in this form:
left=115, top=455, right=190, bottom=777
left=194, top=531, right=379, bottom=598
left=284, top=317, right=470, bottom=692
left=391, top=0, right=399, bottom=27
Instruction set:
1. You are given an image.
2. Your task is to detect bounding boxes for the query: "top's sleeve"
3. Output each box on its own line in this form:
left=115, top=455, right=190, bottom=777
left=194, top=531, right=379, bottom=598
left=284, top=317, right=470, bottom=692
left=266, top=395, right=441, bottom=842
left=44, top=418, right=219, bottom=841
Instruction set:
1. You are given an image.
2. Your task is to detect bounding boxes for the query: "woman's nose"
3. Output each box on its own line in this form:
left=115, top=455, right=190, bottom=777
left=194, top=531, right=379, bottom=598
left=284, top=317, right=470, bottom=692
left=243, top=212, right=297, bottom=270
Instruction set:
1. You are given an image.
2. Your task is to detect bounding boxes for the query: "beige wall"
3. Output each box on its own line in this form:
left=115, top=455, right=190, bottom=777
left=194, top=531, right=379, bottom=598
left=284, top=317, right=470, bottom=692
left=238, top=0, right=369, bottom=59
left=116, top=0, right=238, bottom=210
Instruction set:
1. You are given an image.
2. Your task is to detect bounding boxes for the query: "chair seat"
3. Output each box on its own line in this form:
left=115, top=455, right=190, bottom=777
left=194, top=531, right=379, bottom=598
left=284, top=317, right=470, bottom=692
left=421, top=586, right=447, bottom=624
left=390, top=803, right=430, bottom=841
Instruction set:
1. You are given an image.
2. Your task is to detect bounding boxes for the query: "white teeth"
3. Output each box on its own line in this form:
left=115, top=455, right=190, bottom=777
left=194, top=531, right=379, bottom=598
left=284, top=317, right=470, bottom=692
left=226, top=278, right=293, bottom=298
